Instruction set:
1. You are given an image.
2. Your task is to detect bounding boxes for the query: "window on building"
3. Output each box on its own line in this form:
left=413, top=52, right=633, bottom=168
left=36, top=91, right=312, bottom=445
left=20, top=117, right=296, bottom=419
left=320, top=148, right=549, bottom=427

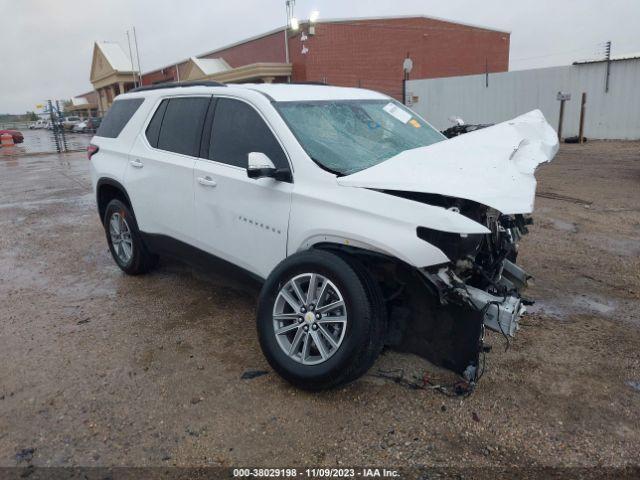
left=96, top=98, right=144, bottom=138
left=157, top=97, right=210, bottom=156
left=209, top=98, right=288, bottom=169
left=145, top=99, right=169, bottom=148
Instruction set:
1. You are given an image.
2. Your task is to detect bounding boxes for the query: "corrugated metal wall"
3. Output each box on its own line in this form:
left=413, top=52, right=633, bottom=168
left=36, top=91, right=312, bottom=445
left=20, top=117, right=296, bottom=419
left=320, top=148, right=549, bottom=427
left=406, top=59, right=640, bottom=139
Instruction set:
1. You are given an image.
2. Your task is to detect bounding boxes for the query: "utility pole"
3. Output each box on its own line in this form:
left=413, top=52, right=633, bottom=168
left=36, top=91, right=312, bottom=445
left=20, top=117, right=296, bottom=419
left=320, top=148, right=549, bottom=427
left=578, top=92, right=587, bottom=144
left=402, top=52, right=413, bottom=105
left=133, top=26, right=143, bottom=86
left=284, top=0, right=295, bottom=74
left=604, top=40, right=612, bottom=93
left=126, top=30, right=138, bottom=88
left=485, top=57, right=489, bottom=88
left=556, top=91, right=571, bottom=141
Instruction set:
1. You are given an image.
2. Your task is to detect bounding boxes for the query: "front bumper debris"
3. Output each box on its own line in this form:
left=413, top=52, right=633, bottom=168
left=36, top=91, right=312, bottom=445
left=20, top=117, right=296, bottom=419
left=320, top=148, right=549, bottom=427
left=391, top=264, right=531, bottom=384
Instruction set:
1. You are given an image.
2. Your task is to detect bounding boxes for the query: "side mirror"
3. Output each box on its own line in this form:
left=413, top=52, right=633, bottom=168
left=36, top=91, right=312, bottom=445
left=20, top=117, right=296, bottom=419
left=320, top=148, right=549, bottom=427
left=247, top=152, right=292, bottom=182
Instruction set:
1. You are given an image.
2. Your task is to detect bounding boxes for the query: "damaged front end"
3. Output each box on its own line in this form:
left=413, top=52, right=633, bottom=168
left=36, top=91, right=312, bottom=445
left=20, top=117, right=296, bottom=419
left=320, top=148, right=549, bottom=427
left=336, top=110, right=559, bottom=385
left=383, top=198, right=536, bottom=383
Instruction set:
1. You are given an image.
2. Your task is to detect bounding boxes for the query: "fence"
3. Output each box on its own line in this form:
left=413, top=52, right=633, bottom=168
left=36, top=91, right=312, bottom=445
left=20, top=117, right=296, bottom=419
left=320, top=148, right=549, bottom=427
left=406, top=57, right=640, bottom=139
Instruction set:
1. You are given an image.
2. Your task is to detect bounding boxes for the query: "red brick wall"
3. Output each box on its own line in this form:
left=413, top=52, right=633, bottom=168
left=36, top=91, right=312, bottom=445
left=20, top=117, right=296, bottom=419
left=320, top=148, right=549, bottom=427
left=140, top=17, right=510, bottom=96
left=200, top=31, right=286, bottom=67
left=142, top=65, right=184, bottom=85
left=289, top=17, right=510, bottom=99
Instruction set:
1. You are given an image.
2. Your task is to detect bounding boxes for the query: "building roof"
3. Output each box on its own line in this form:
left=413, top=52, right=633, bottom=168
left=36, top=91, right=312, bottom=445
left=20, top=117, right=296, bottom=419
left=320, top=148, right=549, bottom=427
left=71, top=97, right=89, bottom=106
left=191, top=57, right=231, bottom=76
left=573, top=52, right=640, bottom=65
left=96, top=41, right=135, bottom=72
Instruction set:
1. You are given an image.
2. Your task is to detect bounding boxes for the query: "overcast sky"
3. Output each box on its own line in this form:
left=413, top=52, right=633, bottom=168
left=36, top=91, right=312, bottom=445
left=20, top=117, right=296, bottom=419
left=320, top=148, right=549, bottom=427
left=1, top=0, right=638, bottom=113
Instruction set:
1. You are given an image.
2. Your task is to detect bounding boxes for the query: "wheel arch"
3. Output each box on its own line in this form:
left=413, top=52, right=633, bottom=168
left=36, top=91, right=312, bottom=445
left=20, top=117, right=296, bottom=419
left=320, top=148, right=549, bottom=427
left=96, top=178, right=133, bottom=224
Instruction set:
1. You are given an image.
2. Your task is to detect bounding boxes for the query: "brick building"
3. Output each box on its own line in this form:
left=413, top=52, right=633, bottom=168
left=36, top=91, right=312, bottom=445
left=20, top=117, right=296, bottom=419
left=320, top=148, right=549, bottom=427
left=90, top=15, right=509, bottom=107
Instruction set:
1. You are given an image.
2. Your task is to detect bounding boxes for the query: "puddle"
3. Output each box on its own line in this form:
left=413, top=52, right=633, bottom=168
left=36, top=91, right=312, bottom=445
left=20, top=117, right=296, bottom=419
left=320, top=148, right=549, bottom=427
left=548, top=218, right=578, bottom=233
left=587, top=235, right=640, bottom=257
left=0, top=192, right=94, bottom=210
left=528, top=294, right=616, bottom=319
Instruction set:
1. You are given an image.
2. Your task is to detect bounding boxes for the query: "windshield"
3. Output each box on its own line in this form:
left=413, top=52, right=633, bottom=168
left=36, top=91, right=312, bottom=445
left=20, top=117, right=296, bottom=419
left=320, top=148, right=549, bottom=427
left=275, top=99, right=445, bottom=175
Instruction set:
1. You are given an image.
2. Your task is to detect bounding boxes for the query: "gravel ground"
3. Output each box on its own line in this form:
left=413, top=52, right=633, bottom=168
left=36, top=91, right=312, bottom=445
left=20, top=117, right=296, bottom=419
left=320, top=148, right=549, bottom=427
left=0, top=141, right=639, bottom=471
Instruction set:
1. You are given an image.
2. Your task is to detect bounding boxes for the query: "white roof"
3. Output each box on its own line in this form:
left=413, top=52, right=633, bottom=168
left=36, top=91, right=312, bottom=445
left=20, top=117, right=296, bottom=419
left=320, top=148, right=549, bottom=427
left=192, top=57, right=230, bottom=75
left=239, top=83, right=389, bottom=102
left=97, top=41, right=135, bottom=72
left=71, top=97, right=89, bottom=106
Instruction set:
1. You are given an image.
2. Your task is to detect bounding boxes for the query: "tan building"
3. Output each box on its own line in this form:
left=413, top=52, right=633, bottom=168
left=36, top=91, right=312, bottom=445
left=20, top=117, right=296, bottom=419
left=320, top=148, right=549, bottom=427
left=89, top=42, right=138, bottom=114
left=66, top=91, right=99, bottom=118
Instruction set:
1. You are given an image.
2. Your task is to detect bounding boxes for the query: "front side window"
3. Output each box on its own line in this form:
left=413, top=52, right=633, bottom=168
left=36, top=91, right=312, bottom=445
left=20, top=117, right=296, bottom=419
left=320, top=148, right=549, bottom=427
left=275, top=99, right=445, bottom=175
left=157, top=97, right=210, bottom=156
left=209, top=98, right=288, bottom=169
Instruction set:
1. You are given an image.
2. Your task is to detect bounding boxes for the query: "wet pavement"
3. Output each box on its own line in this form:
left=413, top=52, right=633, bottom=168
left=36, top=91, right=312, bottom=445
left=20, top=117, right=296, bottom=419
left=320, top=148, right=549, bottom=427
left=0, top=129, right=90, bottom=156
left=0, top=143, right=639, bottom=468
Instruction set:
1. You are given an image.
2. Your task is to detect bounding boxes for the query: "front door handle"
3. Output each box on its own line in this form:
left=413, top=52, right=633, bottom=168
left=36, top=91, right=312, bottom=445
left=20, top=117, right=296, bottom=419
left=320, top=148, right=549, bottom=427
left=197, top=176, right=217, bottom=187
left=129, top=159, right=143, bottom=168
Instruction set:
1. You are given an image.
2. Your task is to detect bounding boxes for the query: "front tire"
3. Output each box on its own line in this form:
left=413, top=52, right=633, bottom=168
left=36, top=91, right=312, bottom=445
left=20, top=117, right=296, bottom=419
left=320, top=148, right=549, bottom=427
left=257, top=250, right=383, bottom=390
left=103, top=199, right=157, bottom=275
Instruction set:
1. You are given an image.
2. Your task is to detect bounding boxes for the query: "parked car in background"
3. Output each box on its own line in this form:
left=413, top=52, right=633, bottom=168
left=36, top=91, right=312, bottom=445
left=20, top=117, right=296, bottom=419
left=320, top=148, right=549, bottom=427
left=73, top=117, right=102, bottom=133
left=28, top=119, right=47, bottom=129
left=90, top=83, right=558, bottom=391
left=0, top=129, right=24, bottom=143
left=62, top=116, right=82, bottom=131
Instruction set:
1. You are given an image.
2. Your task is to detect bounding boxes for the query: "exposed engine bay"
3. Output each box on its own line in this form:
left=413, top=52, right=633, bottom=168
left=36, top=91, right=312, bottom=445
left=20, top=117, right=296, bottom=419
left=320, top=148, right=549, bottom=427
left=353, top=192, right=538, bottom=386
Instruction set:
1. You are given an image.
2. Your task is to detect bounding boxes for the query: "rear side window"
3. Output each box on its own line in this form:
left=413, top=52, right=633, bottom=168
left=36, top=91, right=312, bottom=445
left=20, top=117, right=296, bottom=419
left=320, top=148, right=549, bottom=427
left=157, top=97, right=210, bottom=156
left=96, top=98, right=144, bottom=138
left=145, top=99, right=168, bottom=148
left=209, top=98, right=288, bottom=169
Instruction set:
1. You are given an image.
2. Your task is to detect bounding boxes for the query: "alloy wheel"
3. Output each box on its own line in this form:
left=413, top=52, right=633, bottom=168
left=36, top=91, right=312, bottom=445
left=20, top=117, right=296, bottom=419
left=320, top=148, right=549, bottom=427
left=109, top=212, right=134, bottom=265
left=272, top=273, right=348, bottom=365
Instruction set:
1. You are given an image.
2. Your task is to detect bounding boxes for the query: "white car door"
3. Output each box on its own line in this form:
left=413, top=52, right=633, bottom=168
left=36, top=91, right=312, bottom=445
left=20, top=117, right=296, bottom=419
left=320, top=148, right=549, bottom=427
left=193, top=97, right=293, bottom=279
left=126, top=96, right=211, bottom=245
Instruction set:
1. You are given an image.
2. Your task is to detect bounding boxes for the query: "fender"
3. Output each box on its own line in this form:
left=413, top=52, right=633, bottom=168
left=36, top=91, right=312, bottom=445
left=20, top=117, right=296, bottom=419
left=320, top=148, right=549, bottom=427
left=95, top=177, right=133, bottom=220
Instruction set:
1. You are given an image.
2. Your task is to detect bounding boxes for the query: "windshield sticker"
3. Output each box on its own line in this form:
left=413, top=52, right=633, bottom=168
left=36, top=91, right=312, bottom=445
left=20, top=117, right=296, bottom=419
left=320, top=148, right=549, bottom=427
left=409, top=118, right=421, bottom=128
left=383, top=103, right=412, bottom=124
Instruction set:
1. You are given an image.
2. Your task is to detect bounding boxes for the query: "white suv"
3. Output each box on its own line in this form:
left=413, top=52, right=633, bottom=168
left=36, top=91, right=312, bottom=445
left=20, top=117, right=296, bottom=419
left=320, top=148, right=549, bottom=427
left=90, top=81, right=558, bottom=390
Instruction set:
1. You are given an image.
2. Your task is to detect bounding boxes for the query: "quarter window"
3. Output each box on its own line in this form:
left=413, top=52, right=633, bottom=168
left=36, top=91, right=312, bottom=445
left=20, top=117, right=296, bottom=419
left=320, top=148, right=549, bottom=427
left=157, top=97, right=210, bottom=156
left=145, top=99, right=168, bottom=148
left=209, top=98, right=288, bottom=169
left=96, top=98, right=144, bottom=138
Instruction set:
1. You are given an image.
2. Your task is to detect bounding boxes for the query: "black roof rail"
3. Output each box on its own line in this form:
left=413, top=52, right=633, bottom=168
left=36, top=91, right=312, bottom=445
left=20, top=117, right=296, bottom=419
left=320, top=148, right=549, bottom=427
left=128, top=81, right=226, bottom=93
left=288, top=81, right=330, bottom=86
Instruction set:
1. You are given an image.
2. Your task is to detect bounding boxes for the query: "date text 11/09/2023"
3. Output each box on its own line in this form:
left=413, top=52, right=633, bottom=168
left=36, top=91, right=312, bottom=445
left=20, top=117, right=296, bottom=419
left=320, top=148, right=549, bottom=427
left=233, top=468, right=400, bottom=478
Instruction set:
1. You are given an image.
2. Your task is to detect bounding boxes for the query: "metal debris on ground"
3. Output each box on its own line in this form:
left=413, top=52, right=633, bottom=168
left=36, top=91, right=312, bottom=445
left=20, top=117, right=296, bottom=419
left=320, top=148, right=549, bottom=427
left=15, top=447, right=35, bottom=463
left=240, top=370, right=269, bottom=380
left=371, top=369, right=474, bottom=397
left=626, top=380, right=640, bottom=392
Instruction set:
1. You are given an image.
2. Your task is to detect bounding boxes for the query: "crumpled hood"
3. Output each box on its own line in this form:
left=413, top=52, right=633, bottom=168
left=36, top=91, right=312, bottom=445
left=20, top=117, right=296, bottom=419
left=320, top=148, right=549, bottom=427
left=337, top=110, right=559, bottom=214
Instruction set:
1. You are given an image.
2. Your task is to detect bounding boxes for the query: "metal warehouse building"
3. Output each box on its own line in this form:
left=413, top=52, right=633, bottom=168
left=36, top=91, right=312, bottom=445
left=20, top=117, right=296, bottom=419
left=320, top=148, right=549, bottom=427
left=87, top=15, right=510, bottom=113
left=407, top=53, right=640, bottom=139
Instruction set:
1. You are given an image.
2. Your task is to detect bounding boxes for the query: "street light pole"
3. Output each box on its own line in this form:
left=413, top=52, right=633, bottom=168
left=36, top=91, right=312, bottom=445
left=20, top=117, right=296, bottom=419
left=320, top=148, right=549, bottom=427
left=284, top=0, right=295, bottom=75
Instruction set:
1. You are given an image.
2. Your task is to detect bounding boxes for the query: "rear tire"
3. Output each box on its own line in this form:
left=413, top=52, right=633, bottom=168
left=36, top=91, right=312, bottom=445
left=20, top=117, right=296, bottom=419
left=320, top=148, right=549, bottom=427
left=257, top=249, right=383, bottom=390
left=103, top=199, right=157, bottom=275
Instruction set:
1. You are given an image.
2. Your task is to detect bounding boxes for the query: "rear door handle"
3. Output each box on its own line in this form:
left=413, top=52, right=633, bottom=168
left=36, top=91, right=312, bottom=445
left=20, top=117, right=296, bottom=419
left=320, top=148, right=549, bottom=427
left=197, top=176, right=217, bottom=187
left=129, top=159, right=143, bottom=168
